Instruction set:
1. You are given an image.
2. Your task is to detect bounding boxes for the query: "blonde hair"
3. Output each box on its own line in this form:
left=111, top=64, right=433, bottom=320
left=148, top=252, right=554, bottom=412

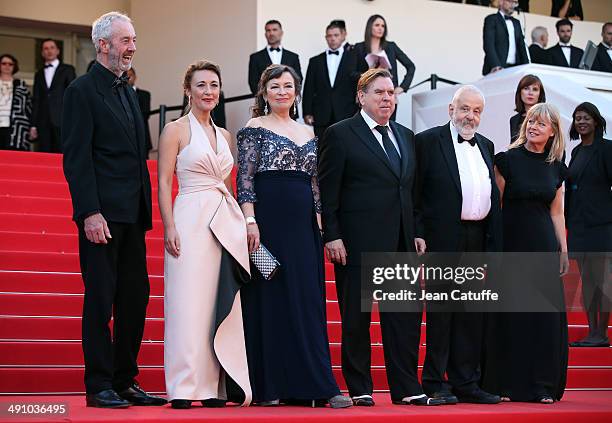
left=509, top=103, right=565, bottom=163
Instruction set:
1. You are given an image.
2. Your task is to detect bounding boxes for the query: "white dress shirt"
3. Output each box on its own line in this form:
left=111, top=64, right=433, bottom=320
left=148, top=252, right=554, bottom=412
left=559, top=42, right=572, bottom=66
left=449, top=122, right=491, bottom=221
left=360, top=109, right=400, bottom=157
left=267, top=46, right=283, bottom=65
left=44, top=58, right=59, bottom=89
left=326, top=41, right=345, bottom=87
left=501, top=11, right=517, bottom=65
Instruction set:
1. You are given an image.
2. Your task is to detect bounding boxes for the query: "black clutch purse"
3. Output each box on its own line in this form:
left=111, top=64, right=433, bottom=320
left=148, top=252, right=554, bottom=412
left=249, top=244, right=281, bottom=280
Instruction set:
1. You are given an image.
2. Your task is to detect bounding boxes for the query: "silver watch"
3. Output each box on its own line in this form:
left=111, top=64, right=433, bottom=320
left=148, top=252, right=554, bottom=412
left=245, top=216, right=257, bottom=225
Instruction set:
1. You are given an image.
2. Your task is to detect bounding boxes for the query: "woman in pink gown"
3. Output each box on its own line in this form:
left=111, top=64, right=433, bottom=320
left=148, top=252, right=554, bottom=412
left=158, top=60, right=251, bottom=409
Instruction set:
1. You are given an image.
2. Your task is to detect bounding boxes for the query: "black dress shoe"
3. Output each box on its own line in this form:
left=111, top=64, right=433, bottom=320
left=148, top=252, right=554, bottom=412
left=86, top=389, right=131, bottom=408
left=201, top=399, right=226, bottom=408
left=393, top=394, right=444, bottom=406
left=117, top=383, right=168, bottom=406
left=171, top=399, right=192, bottom=409
left=430, top=391, right=458, bottom=405
left=456, top=389, right=501, bottom=404
left=352, top=395, right=375, bottom=406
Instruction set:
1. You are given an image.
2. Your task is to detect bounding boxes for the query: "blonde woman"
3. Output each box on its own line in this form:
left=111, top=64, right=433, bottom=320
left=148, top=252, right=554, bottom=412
left=483, top=103, right=569, bottom=403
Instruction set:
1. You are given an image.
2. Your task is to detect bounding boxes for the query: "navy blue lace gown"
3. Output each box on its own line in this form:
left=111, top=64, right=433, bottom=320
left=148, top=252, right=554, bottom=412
left=236, top=126, right=340, bottom=402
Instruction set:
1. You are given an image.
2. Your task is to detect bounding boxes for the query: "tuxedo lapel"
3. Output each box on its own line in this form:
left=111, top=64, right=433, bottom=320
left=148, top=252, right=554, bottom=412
left=320, top=54, right=332, bottom=89
left=439, top=123, right=461, bottom=193
left=49, top=64, right=64, bottom=91
left=571, top=140, right=601, bottom=183
left=390, top=121, right=411, bottom=181
left=475, top=133, right=494, bottom=178
left=260, top=49, right=272, bottom=67
left=351, top=114, right=398, bottom=179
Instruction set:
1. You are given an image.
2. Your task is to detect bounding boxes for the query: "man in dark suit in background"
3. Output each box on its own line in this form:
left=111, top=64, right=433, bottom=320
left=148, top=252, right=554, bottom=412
left=248, top=20, right=302, bottom=95
left=529, top=26, right=550, bottom=64
left=319, top=68, right=444, bottom=407
left=482, top=0, right=529, bottom=75
left=592, top=22, right=612, bottom=73
left=62, top=11, right=166, bottom=409
left=30, top=38, right=76, bottom=152
left=127, top=67, right=152, bottom=155
left=548, top=19, right=584, bottom=68
left=303, top=20, right=358, bottom=139
left=414, top=85, right=501, bottom=405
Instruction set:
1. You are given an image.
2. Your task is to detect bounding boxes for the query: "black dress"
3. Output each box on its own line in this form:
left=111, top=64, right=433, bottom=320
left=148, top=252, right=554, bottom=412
left=236, top=126, right=340, bottom=402
left=482, top=146, right=568, bottom=402
left=509, top=113, right=524, bottom=144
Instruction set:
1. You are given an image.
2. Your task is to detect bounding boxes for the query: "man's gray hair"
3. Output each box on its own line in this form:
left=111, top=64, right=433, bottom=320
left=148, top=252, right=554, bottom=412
left=451, top=85, right=486, bottom=108
left=92, top=11, right=132, bottom=53
left=531, top=26, right=548, bottom=43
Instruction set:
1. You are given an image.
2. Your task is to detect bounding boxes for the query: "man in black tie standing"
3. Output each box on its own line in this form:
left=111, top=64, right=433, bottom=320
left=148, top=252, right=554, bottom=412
left=303, top=20, right=358, bottom=139
left=547, top=19, right=584, bottom=68
left=30, top=38, right=76, bottom=152
left=414, top=85, right=501, bottom=405
left=592, top=22, right=612, bottom=73
left=319, top=68, right=444, bottom=407
left=529, top=26, right=550, bottom=65
left=248, top=20, right=302, bottom=95
left=62, top=11, right=166, bottom=409
left=482, top=0, right=529, bottom=75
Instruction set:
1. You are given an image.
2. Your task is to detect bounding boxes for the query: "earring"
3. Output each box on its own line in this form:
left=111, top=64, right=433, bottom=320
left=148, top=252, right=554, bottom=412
left=264, top=101, right=269, bottom=115
left=293, top=102, right=297, bottom=115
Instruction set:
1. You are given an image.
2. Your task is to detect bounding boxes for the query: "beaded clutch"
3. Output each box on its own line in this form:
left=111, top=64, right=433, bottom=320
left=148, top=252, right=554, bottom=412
left=249, top=244, right=281, bottom=280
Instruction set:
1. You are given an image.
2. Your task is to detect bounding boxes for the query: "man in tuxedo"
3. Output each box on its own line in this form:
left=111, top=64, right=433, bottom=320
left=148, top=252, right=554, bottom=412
left=30, top=38, right=76, bottom=152
left=62, top=12, right=166, bottom=409
left=529, top=26, right=550, bottom=64
left=414, top=86, right=501, bottom=404
left=548, top=19, right=584, bottom=68
left=303, top=20, right=358, bottom=139
left=248, top=20, right=302, bottom=95
left=127, top=67, right=152, bottom=154
left=592, top=22, right=612, bottom=73
left=482, top=0, right=529, bottom=75
left=319, top=69, right=443, bottom=407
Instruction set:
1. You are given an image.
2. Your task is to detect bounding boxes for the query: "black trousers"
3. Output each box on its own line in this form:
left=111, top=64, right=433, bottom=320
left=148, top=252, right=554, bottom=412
left=422, top=220, right=486, bottom=396
left=37, top=122, right=61, bottom=153
left=335, top=224, right=423, bottom=401
left=78, top=220, right=150, bottom=394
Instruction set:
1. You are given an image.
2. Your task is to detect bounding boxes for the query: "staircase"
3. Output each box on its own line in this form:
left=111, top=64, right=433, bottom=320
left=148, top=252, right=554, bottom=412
left=0, top=150, right=611, bottom=395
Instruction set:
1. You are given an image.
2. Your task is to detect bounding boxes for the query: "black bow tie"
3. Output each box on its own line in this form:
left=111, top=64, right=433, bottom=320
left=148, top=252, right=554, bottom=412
left=458, top=135, right=476, bottom=147
left=504, top=15, right=512, bottom=20
left=328, top=50, right=340, bottom=55
left=44, top=63, right=53, bottom=68
left=561, top=45, right=571, bottom=49
left=269, top=47, right=280, bottom=52
left=112, top=73, right=129, bottom=89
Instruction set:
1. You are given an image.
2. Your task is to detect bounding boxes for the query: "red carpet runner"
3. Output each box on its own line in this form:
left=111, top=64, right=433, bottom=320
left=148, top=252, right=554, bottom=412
left=0, top=151, right=611, bottom=422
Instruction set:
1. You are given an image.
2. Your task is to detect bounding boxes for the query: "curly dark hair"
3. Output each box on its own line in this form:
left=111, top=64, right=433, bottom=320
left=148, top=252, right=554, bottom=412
left=252, top=64, right=302, bottom=119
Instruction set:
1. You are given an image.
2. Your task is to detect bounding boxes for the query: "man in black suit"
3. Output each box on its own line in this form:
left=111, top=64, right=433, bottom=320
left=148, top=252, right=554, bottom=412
left=482, top=0, right=529, bottom=75
left=303, top=20, right=358, bottom=139
left=529, top=26, right=550, bottom=64
left=62, top=12, right=166, bottom=409
left=414, top=85, right=501, bottom=405
left=248, top=20, right=302, bottom=95
left=548, top=19, right=583, bottom=68
left=319, top=68, right=443, bottom=407
left=30, top=38, right=76, bottom=152
left=592, top=22, right=612, bottom=73
left=127, top=67, right=152, bottom=154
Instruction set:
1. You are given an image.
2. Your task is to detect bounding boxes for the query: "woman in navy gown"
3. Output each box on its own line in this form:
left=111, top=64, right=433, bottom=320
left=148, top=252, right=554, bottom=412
left=236, top=64, right=351, bottom=408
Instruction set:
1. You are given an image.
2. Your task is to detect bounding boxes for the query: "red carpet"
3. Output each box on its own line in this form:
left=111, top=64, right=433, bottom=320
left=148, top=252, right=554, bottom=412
left=0, top=151, right=611, bottom=421
left=0, top=392, right=611, bottom=423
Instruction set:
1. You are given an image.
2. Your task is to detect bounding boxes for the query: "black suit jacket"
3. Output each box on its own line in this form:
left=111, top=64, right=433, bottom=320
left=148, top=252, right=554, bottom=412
left=548, top=43, right=583, bottom=68
left=509, top=113, right=524, bottom=143
left=248, top=47, right=302, bottom=95
left=565, top=138, right=612, bottom=228
left=318, top=113, right=417, bottom=265
left=529, top=44, right=549, bottom=65
left=353, top=41, right=416, bottom=91
left=62, top=62, right=152, bottom=230
left=414, top=123, right=501, bottom=252
left=592, top=43, right=612, bottom=73
left=302, top=45, right=358, bottom=127
left=32, top=62, right=76, bottom=128
left=135, top=87, right=152, bottom=152
left=482, top=13, right=529, bottom=75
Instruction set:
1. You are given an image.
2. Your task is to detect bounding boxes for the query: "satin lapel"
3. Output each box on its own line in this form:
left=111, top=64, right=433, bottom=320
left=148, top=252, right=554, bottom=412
left=439, top=123, right=461, bottom=193
left=126, top=86, right=145, bottom=152
left=351, top=114, right=398, bottom=179
left=94, top=75, right=137, bottom=152
left=48, top=65, right=62, bottom=91
left=572, top=140, right=601, bottom=183
left=498, top=14, right=509, bottom=38
left=390, top=121, right=411, bottom=181
left=321, top=54, right=332, bottom=89
left=475, top=133, right=494, bottom=177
